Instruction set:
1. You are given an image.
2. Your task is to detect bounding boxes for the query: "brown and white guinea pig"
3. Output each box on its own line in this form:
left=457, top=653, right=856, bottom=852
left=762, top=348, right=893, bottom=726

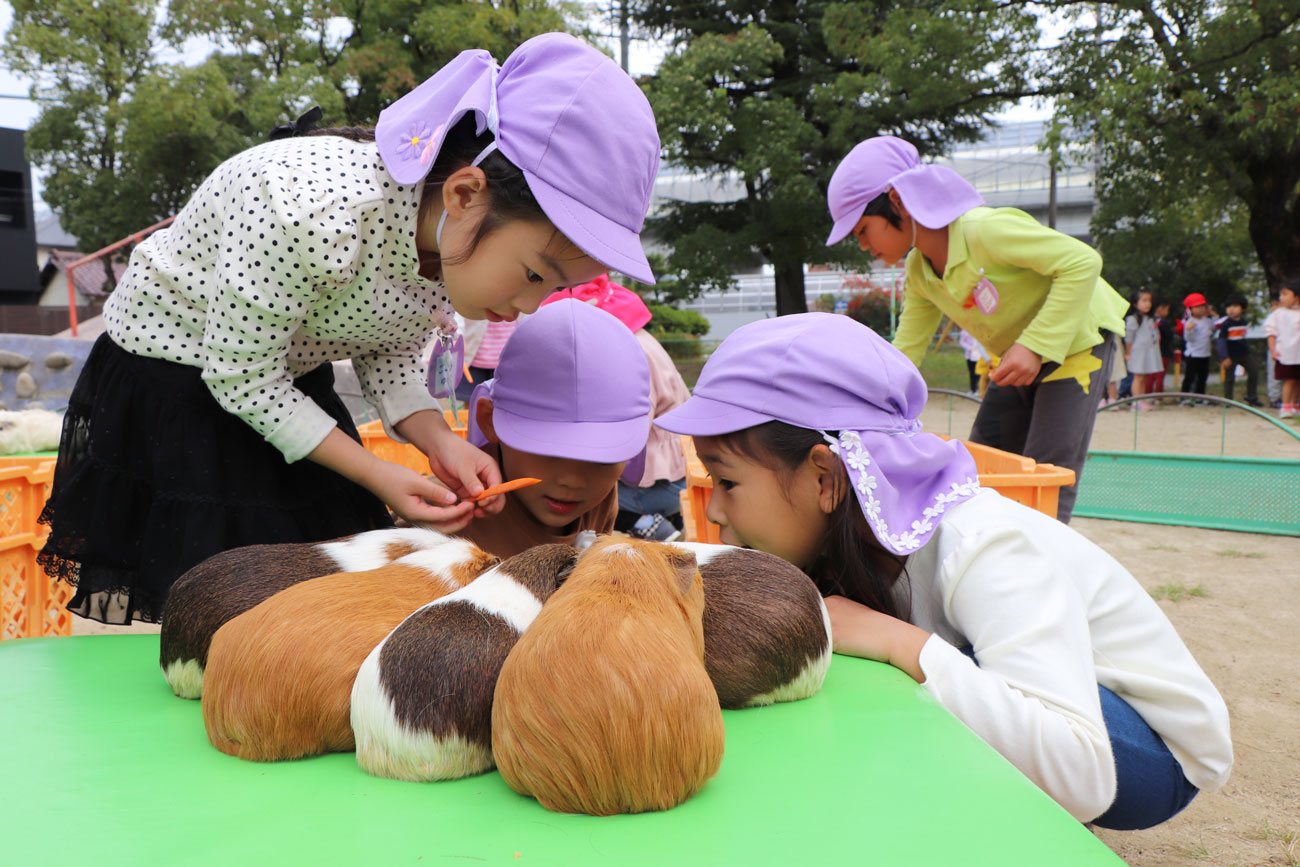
left=669, top=541, right=832, bottom=709
left=201, top=539, right=499, bottom=762
left=491, top=537, right=725, bottom=816
left=160, top=527, right=457, bottom=698
left=350, top=544, right=578, bottom=783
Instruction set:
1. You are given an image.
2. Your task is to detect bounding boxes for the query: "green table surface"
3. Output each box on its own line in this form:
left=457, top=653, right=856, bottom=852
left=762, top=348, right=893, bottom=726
left=0, top=635, right=1121, bottom=866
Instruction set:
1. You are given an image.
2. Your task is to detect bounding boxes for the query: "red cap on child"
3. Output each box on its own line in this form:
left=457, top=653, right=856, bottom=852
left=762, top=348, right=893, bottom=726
left=1183, top=292, right=1208, bottom=308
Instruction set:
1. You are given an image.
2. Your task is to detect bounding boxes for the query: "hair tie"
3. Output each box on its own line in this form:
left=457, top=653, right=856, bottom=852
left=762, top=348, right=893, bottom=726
left=268, top=106, right=323, bottom=141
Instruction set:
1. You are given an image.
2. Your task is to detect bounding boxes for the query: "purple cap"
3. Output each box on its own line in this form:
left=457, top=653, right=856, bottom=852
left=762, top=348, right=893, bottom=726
left=466, top=299, right=651, bottom=484
left=655, top=313, right=980, bottom=554
left=376, top=33, right=660, bottom=284
left=825, top=136, right=984, bottom=246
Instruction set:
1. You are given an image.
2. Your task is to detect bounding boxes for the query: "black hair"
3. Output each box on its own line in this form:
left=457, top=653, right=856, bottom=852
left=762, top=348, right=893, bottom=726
left=1131, top=288, right=1153, bottom=326
left=710, top=421, right=911, bottom=620
left=862, top=191, right=903, bottom=230
left=1225, top=293, right=1247, bottom=311
left=309, top=116, right=567, bottom=267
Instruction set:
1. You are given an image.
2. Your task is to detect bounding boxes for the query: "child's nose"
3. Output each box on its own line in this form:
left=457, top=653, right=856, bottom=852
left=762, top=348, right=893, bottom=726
left=704, top=496, right=725, bottom=528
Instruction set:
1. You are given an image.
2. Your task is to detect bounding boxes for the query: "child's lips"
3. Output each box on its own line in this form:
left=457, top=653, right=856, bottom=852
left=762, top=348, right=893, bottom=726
left=542, top=495, right=582, bottom=516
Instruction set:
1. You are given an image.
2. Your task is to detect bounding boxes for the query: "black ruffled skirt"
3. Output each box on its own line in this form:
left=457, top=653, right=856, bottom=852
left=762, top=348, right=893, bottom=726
left=38, top=334, right=393, bottom=624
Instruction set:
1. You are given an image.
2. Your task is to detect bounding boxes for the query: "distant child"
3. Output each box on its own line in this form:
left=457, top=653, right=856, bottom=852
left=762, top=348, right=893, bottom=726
left=461, top=298, right=651, bottom=558
left=826, top=137, right=1129, bottom=521
left=1263, top=282, right=1300, bottom=418
left=1124, top=289, right=1163, bottom=409
left=542, top=275, right=690, bottom=542
left=1266, top=293, right=1283, bottom=408
left=1179, top=292, right=1214, bottom=400
left=958, top=329, right=989, bottom=395
left=37, top=33, right=662, bottom=624
left=656, top=313, right=1232, bottom=830
left=1214, top=293, right=1261, bottom=407
left=1154, top=299, right=1176, bottom=393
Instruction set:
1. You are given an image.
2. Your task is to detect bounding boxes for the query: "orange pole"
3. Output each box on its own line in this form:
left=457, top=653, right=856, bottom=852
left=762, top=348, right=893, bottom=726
left=62, top=216, right=175, bottom=337
left=66, top=268, right=79, bottom=337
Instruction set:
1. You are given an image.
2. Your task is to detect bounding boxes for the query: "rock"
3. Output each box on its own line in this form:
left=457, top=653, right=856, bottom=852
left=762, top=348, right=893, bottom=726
left=0, top=350, right=31, bottom=370
left=45, top=353, right=73, bottom=371
left=15, top=372, right=37, bottom=399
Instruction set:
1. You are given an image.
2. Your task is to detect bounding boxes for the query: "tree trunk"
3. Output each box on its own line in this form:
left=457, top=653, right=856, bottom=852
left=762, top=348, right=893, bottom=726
left=1243, top=152, right=1300, bottom=289
left=773, top=260, right=807, bottom=316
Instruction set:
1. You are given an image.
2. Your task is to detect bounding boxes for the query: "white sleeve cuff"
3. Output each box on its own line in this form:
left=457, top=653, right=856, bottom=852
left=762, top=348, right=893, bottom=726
left=264, top=397, right=339, bottom=463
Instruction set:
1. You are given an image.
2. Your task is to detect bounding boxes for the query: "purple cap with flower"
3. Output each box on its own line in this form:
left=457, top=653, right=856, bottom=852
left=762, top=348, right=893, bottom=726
left=655, top=313, right=980, bottom=554
left=825, top=136, right=984, bottom=246
left=467, top=299, right=650, bottom=484
left=375, top=32, right=661, bottom=284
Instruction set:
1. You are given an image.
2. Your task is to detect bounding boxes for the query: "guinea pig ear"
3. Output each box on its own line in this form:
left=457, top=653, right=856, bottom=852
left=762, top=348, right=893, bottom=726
left=664, top=548, right=699, bottom=597
left=553, top=548, right=579, bottom=587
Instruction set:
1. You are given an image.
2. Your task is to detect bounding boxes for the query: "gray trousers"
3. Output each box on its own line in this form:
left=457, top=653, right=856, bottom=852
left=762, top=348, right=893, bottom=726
left=969, top=333, right=1117, bottom=522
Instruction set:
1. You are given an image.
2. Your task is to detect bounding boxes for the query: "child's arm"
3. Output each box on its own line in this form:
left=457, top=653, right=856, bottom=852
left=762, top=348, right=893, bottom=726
left=307, top=427, right=477, bottom=531
left=393, top=409, right=505, bottom=516
left=1269, top=334, right=1280, bottom=360
left=890, top=287, right=945, bottom=367
left=823, top=595, right=930, bottom=683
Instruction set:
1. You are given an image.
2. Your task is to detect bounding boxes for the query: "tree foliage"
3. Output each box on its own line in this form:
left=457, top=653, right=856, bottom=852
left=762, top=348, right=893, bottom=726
left=637, top=0, right=1041, bottom=314
left=1048, top=0, right=1300, bottom=290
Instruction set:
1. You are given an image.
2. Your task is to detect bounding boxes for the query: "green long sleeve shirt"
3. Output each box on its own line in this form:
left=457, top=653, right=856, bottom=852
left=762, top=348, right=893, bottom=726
left=892, top=207, right=1129, bottom=367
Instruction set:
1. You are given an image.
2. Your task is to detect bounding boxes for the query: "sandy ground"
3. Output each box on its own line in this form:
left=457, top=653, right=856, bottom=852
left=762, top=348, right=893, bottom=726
left=74, top=401, right=1300, bottom=866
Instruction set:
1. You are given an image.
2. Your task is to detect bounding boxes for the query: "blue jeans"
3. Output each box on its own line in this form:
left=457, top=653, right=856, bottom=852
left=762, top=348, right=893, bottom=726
left=617, top=478, right=686, bottom=518
left=958, top=646, right=1198, bottom=829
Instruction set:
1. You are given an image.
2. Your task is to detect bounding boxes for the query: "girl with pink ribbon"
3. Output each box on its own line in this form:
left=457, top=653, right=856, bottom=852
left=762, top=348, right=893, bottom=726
left=655, top=312, right=1232, bottom=831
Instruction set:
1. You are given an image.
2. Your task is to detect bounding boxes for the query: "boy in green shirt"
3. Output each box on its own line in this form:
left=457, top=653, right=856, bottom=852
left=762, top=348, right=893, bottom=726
left=826, top=137, right=1128, bottom=521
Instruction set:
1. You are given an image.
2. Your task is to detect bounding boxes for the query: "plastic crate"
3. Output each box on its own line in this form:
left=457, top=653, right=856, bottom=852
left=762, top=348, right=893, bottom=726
left=0, top=458, right=74, bottom=639
left=679, top=435, right=1075, bottom=545
left=356, top=409, right=469, bottom=475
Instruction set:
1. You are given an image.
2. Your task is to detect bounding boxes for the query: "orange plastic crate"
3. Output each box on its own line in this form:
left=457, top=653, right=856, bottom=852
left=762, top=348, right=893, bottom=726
left=357, top=409, right=469, bottom=475
left=0, top=458, right=74, bottom=639
left=679, top=435, right=1074, bottom=544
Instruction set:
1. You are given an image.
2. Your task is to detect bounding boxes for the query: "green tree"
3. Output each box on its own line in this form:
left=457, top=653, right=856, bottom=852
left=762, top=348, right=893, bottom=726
left=637, top=2, right=1041, bottom=314
left=1049, top=0, right=1300, bottom=289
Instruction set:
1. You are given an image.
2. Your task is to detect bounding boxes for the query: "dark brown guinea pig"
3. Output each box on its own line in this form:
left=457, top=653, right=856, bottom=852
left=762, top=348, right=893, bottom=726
left=351, top=544, right=579, bottom=782
left=159, top=527, right=457, bottom=698
left=669, top=541, right=832, bottom=709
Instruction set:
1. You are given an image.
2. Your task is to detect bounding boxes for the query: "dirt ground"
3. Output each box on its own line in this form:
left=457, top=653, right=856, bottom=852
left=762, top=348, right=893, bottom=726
left=75, top=401, right=1300, bottom=866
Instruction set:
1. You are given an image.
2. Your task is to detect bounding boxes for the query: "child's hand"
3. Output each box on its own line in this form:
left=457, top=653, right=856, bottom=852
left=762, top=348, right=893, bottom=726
left=823, top=595, right=930, bottom=684
left=368, top=461, right=477, bottom=532
left=988, top=343, right=1042, bottom=387
left=421, top=428, right=507, bottom=518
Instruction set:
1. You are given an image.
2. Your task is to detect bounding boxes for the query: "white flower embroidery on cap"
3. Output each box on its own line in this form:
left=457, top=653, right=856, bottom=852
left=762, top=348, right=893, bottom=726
left=836, top=430, right=980, bottom=552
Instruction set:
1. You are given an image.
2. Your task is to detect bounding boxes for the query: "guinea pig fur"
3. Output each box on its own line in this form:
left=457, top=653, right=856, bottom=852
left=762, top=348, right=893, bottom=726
left=491, top=537, right=725, bottom=816
left=201, top=539, right=499, bottom=762
left=351, top=544, right=578, bottom=783
left=670, top=542, right=833, bottom=709
left=160, top=527, right=458, bottom=699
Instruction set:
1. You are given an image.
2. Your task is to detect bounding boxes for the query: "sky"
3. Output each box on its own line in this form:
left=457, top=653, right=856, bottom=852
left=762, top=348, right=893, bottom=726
left=1, top=0, right=1050, bottom=219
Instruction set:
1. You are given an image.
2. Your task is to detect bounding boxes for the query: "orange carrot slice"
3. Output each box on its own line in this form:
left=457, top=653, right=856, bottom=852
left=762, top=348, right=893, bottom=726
left=470, top=477, right=542, bottom=502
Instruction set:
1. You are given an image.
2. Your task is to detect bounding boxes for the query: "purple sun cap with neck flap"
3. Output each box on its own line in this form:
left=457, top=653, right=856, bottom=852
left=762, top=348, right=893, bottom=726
left=825, top=136, right=985, bottom=246
left=375, top=32, right=661, bottom=284
left=654, top=313, right=981, bottom=555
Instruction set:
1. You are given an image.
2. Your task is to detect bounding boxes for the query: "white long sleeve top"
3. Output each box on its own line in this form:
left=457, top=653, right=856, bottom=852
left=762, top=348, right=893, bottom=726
left=901, top=489, right=1232, bottom=822
left=104, top=136, right=454, bottom=463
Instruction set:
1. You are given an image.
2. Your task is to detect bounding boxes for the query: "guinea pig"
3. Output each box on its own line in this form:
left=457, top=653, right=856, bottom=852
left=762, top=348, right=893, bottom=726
left=669, top=542, right=832, bottom=709
left=351, top=544, right=578, bottom=783
left=201, top=539, right=499, bottom=762
left=491, top=536, right=724, bottom=816
left=160, top=527, right=457, bottom=698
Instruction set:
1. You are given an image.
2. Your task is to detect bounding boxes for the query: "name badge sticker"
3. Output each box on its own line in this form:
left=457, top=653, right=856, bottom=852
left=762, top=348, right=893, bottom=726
left=427, top=332, right=465, bottom=400
left=972, top=270, right=999, bottom=315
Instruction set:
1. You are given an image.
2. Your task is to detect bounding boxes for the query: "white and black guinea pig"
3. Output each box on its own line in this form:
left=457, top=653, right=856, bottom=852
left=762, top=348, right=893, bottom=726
left=670, top=542, right=832, bottom=709
left=351, top=544, right=579, bottom=782
left=159, top=527, right=457, bottom=699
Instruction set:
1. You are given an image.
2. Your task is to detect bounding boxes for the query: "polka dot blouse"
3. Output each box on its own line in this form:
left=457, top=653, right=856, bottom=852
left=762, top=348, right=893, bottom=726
left=103, top=136, right=456, bottom=463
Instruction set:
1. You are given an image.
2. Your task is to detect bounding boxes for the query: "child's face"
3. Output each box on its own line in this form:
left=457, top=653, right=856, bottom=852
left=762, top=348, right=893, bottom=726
left=1136, top=293, right=1152, bottom=313
left=1190, top=304, right=1209, bottom=318
left=693, top=437, right=830, bottom=571
left=1226, top=303, right=1244, bottom=318
left=1155, top=303, right=1170, bottom=318
left=440, top=217, right=607, bottom=322
left=499, top=443, right=626, bottom=530
left=851, top=213, right=912, bottom=267
left=1281, top=288, right=1299, bottom=308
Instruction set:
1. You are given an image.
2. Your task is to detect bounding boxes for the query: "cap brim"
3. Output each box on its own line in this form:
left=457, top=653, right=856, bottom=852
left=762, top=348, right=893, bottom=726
left=493, top=407, right=650, bottom=464
left=524, top=168, right=656, bottom=285
left=825, top=210, right=862, bottom=247
left=653, top=395, right=775, bottom=437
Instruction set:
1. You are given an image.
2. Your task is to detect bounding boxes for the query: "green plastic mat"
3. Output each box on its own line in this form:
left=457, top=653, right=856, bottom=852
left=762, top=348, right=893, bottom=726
left=1076, top=451, right=1300, bottom=536
left=0, top=635, right=1120, bottom=866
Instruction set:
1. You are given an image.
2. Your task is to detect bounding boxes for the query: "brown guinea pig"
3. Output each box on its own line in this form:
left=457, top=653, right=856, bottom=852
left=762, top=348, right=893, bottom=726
left=201, top=539, right=499, bottom=762
left=351, top=544, right=578, bottom=782
left=491, top=537, right=724, bottom=816
left=160, top=527, right=458, bottom=698
left=669, top=542, right=832, bottom=709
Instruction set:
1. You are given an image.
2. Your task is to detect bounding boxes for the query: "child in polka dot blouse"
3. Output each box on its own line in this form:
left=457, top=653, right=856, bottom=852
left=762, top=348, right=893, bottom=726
left=37, top=33, right=661, bottom=625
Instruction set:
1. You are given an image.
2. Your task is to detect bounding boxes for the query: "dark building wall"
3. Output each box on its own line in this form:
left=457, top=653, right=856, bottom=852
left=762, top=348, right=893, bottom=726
left=0, top=128, right=40, bottom=303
